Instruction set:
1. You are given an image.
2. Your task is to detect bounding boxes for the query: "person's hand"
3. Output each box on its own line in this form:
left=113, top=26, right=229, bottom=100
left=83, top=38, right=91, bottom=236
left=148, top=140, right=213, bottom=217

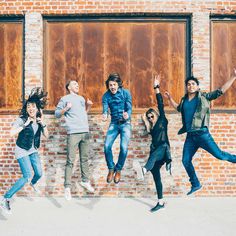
left=36, top=117, right=42, bottom=124
left=36, top=116, right=46, bottom=127
left=24, top=117, right=34, bottom=126
left=87, top=99, right=93, bottom=106
left=123, top=111, right=129, bottom=120
left=164, top=91, right=171, bottom=100
left=154, top=74, right=161, bottom=87
left=233, top=68, right=236, bottom=78
left=102, top=114, right=108, bottom=122
left=65, top=102, right=72, bottom=111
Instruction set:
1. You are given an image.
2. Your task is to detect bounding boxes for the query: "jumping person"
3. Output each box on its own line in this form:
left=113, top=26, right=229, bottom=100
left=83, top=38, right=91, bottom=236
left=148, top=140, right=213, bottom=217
left=55, top=80, right=94, bottom=201
left=0, top=88, right=48, bottom=214
left=133, top=75, right=172, bottom=212
left=102, top=73, right=132, bottom=184
left=165, top=69, right=236, bottom=195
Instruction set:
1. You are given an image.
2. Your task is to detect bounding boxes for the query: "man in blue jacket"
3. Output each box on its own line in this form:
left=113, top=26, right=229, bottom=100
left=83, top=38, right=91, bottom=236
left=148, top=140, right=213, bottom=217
left=102, top=73, right=132, bottom=184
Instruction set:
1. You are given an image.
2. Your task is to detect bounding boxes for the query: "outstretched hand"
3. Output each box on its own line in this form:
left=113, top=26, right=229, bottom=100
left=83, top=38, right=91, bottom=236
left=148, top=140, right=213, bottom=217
left=123, top=111, right=129, bottom=120
left=164, top=91, right=171, bottom=100
left=154, top=74, right=161, bottom=87
left=87, top=98, right=93, bottom=106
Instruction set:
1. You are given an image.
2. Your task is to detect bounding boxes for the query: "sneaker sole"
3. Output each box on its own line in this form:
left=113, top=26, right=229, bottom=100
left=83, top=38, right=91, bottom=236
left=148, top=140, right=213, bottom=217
left=0, top=205, right=12, bottom=215
left=80, top=183, right=95, bottom=193
left=133, top=161, right=144, bottom=181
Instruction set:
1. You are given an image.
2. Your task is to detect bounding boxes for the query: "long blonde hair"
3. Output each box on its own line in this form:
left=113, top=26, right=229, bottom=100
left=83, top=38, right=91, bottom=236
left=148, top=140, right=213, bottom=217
left=142, top=108, right=159, bottom=133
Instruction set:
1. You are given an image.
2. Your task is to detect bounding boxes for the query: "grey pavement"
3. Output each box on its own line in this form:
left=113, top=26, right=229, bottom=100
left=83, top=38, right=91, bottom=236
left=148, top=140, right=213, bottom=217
left=0, top=197, right=236, bottom=236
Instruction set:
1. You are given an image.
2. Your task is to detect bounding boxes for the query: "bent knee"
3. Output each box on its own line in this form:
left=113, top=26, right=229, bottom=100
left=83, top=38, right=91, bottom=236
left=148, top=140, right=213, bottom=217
left=182, top=158, right=191, bottom=167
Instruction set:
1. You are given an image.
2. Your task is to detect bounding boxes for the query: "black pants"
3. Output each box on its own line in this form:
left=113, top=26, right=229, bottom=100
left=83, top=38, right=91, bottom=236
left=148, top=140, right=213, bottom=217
left=150, top=161, right=164, bottom=199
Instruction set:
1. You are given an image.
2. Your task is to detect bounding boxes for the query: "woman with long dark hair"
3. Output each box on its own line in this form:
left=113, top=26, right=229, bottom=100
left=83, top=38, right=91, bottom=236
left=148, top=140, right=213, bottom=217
left=0, top=88, right=48, bottom=214
left=133, top=75, right=172, bottom=212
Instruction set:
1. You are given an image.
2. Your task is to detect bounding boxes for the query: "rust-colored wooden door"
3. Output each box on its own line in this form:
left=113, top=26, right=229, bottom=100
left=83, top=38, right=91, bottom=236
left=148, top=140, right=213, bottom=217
left=211, top=21, right=236, bottom=109
left=0, top=22, right=23, bottom=112
left=45, top=20, right=187, bottom=110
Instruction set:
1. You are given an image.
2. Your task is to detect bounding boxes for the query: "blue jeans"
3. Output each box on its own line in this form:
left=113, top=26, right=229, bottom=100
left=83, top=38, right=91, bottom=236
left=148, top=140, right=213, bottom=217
left=4, top=152, right=42, bottom=199
left=182, top=129, right=236, bottom=187
left=104, top=122, right=131, bottom=171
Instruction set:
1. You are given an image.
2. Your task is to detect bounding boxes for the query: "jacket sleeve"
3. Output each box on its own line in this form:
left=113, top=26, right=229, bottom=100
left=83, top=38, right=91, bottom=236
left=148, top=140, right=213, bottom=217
left=124, top=89, right=132, bottom=117
left=176, top=102, right=182, bottom=112
left=156, top=93, right=165, bottom=117
left=55, top=98, right=65, bottom=118
left=102, top=93, right=109, bottom=115
left=204, top=89, right=223, bottom=101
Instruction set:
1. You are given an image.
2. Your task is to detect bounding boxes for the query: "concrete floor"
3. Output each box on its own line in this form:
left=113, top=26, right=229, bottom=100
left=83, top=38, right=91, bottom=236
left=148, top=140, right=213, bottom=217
left=0, top=197, right=236, bottom=236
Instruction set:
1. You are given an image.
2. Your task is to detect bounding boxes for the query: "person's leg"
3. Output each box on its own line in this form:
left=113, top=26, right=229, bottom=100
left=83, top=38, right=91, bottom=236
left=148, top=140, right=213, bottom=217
left=150, top=163, right=163, bottom=200
left=144, top=144, right=167, bottom=172
left=134, top=144, right=167, bottom=181
left=150, top=162, right=165, bottom=212
left=78, top=133, right=90, bottom=182
left=4, top=156, right=32, bottom=199
left=78, top=133, right=94, bottom=193
left=199, top=131, right=236, bottom=163
left=30, top=152, right=42, bottom=185
left=115, top=123, right=131, bottom=171
left=65, top=134, right=79, bottom=188
left=182, top=135, right=200, bottom=188
left=104, top=123, right=119, bottom=170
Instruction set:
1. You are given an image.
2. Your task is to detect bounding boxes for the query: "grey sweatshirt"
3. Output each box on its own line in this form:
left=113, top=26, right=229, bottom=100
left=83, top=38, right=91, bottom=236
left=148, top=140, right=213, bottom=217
left=55, top=94, right=89, bottom=134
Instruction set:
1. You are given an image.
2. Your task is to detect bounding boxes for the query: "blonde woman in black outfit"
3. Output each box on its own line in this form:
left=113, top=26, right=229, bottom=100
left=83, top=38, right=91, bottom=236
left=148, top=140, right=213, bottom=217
left=133, top=75, right=172, bottom=212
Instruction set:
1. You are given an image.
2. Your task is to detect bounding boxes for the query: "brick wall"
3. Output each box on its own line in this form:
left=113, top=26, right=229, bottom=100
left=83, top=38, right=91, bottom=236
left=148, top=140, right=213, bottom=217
left=0, top=0, right=236, bottom=197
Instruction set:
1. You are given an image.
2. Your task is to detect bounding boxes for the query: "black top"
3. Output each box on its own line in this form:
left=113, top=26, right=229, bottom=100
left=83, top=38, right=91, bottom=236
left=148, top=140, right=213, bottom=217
left=150, top=93, right=170, bottom=148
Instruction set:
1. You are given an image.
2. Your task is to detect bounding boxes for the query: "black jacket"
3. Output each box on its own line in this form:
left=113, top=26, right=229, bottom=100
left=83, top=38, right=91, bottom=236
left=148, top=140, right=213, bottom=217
left=16, top=117, right=43, bottom=151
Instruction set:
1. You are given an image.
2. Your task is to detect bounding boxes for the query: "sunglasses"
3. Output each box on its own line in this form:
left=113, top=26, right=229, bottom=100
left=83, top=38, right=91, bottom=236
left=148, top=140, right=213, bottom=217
left=147, top=115, right=154, bottom=120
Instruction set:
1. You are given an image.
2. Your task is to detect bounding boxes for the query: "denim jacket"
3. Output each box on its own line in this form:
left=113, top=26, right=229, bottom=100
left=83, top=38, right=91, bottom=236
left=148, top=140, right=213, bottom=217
left=177, top=89, right=223, bottom=135
left=102, top=88, right=132, bottom=123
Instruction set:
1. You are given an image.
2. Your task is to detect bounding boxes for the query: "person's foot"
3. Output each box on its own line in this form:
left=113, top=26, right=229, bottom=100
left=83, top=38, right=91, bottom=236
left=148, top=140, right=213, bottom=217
left=80, top=181, right=95, bottom=193
left=150, top=202, right=165, bottom=212
left=30, top=183, right=41, bottom=195
left=107, top=170, right=114, bottom=183
left=64, top=187, right=72, bottom=201
left=187, top=185, right=202, bottom=195
left=114, top=171, right=121, bottom=184
left=0, top=197, right=12, bottom=214
left=133, top=160, right=144, bottom=181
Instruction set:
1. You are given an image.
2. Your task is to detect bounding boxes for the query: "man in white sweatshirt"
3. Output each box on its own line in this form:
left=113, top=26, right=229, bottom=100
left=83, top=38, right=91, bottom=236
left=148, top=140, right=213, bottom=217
left=55, top=80, right=94, bottom=200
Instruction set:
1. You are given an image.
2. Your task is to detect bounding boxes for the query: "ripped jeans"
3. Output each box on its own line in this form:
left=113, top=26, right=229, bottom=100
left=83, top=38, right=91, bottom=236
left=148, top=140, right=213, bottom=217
left=4, top=152, right=42, bottom=199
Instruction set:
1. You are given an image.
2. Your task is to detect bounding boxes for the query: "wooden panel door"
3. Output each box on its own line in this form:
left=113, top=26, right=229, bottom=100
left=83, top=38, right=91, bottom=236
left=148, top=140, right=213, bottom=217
left=211, top=21, right=236, bottom=109
left=45, top=20, right=187, bottom=110
left=0, top=22, right=23, bottom=111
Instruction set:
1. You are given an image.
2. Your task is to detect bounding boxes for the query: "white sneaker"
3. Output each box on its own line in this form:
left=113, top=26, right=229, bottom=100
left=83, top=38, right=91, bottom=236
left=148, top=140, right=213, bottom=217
left=133, top=160, right=144, bottom=181
left=80, top=181, right=95, bottom=193
left=30, top=183, right=41, bottom=195
left=64, top=187, right=72, bottom=201
left=0, top=197, right=12, bottom=215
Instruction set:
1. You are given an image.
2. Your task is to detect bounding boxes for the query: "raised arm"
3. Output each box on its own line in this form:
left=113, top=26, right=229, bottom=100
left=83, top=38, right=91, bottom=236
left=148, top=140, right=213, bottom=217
left=153, top=75, right=165, bottom=117
left=220, top=68, right=236, bottom=94
left=205, top=69, right=236, bottom=101
left=164, top=91, right=179, bottom=111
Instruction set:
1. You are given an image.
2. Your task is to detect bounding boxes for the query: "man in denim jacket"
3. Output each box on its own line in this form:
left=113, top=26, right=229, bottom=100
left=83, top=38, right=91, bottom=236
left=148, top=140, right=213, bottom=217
left=166, top=69, right=236, bottom=195
left=102, top=73, right=132, bottom=184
